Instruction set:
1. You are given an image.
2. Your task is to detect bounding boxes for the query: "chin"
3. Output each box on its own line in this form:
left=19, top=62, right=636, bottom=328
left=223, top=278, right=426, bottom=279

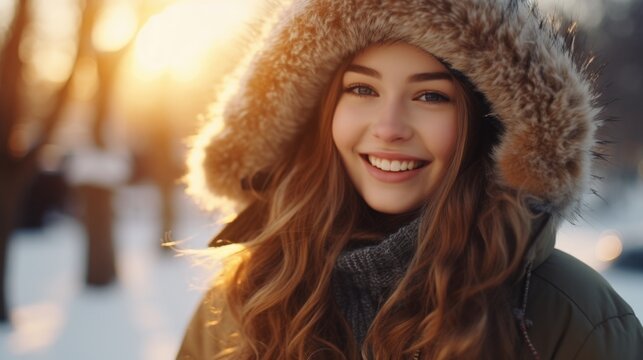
left=362, top=196, right=424, bottom=215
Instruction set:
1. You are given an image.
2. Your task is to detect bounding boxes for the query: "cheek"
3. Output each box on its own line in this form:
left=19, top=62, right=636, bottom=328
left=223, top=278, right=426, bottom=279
left=331, top=100, right=361, bottom=153
left=419, top=113, right=458, bottom=161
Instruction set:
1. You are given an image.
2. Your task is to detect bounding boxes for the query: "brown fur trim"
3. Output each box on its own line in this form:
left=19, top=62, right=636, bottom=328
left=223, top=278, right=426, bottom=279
left=187, top=0, right=599, bottom=216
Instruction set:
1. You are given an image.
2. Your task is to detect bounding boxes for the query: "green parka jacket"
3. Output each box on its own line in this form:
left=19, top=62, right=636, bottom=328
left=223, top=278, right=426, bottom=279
left=516, top=219, right=643, bottom=359
left=177, top=218, right=643, bottom=359
left=179, top=0, right=643, bottom=358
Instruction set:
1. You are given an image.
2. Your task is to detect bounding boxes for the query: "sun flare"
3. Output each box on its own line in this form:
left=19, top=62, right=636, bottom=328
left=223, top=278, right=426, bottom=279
left=131, top=0, right=256, bottom=81
left=92, top=1, right=138, bottom=52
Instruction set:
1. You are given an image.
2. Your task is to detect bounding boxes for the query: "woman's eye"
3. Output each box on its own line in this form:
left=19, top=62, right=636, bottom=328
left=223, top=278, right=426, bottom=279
left=345, top=85, right=377, bottom=97
left=415, top=92, right=450, bottom=103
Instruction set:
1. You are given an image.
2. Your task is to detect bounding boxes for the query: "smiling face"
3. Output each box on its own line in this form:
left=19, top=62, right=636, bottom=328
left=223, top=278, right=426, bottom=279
left=332, top=43, right=460, bottom=214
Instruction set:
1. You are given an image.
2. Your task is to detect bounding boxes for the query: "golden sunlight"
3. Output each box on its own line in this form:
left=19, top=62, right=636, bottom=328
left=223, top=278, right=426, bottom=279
left=131, top=0, right=256, bottom=81
left=25, top=0, right=80, bottom=84
left=91, top=1, right=138, bottom=52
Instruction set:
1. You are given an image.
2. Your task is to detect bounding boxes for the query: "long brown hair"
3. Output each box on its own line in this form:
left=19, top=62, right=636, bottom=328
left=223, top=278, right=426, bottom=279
left=211, top=47, right=533, bottom=359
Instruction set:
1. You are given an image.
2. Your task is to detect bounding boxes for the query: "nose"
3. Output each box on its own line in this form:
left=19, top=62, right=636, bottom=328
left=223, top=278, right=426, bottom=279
left=371, top=100, right=413, bottom=142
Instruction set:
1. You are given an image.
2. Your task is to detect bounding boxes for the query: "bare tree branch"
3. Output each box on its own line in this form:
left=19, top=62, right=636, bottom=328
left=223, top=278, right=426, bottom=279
left=0, top=0, right=30, bottom=164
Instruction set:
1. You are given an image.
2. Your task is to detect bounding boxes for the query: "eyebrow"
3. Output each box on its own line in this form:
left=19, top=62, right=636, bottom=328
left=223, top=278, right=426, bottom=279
left=346, top=64, right=453, bottom=82
left=408, top=72, right=453, bottom=82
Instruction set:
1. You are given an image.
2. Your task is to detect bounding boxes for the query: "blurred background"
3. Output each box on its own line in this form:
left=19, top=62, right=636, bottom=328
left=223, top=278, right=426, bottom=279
left=0, top=0, right=641, bottom=359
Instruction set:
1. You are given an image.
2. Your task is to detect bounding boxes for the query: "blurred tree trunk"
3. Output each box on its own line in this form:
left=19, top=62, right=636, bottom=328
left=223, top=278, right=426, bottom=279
left=80, top=184, right=116, bottom=285
left=0, top=0, right=92, bottom=323
left=82, top=29, right=124, bottom=285
left=0, top=0, right=30, bottom=324
left=0, top=164, right=32, bottom=323
left=157, top=124, right=176, bottom=251
left=80, top=0, right=144, bottom=283
left=152, top=76, right=176, bottom=250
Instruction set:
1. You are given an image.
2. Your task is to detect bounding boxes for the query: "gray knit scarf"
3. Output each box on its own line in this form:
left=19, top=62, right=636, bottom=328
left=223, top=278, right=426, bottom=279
left=332, top=218, right=420, bottom=347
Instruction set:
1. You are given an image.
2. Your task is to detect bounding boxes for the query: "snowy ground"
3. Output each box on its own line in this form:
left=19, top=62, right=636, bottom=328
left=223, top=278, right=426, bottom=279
left=1, top=184, right=642, bottom=360
left=1, top=184, right=220, bottom=360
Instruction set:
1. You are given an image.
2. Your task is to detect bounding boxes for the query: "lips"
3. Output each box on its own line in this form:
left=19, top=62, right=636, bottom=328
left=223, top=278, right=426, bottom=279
left=366, top=155, right=426, bottom=172
left=361, top=153, right=429, bottom=172
left=359, top=152, right=430, bottom=183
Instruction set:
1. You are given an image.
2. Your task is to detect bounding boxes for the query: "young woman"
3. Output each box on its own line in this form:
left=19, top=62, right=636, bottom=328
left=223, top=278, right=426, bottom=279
left=179, top=0, right=643, bottom=359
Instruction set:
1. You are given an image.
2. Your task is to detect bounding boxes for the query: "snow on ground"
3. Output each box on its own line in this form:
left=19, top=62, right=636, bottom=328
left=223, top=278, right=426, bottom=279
left=1, top=184, right=220, bottom=360
left=1, top=184, right=642, bottom=360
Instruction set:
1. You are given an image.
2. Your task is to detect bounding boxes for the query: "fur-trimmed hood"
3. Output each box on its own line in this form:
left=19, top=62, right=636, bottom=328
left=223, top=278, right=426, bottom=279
left=186, top=0, right=601, bottom=218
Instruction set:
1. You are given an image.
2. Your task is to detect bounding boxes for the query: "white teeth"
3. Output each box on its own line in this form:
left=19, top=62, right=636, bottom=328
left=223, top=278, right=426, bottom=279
left=381, top=159, right=391, bottom=171
left=367, top=155, right=423, bottom=172
left=390, top=160, right=401, bottom=171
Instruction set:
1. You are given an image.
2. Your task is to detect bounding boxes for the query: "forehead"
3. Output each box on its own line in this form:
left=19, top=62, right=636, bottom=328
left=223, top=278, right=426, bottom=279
left=349, top=43, right=449, bottom=76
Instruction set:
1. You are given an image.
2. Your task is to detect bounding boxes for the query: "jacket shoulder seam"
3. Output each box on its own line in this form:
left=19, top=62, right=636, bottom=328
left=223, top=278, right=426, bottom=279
left=572, top=313, right=638, bottom=359
left=532, top=271, right=594, bottom=325
left=531, top=271, right=633, bottom=327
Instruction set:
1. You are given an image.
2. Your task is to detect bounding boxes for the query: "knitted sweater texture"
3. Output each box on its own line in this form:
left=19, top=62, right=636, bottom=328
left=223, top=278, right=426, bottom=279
left=332, top=219, right=419, bottom=346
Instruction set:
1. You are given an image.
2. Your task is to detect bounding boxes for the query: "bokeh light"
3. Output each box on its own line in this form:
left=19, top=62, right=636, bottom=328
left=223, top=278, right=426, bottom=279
left=23, top=0, right=81, bottom=83
left=596, top=231, right=624, bottom=262
left=91, top=1, right=138, bottom=53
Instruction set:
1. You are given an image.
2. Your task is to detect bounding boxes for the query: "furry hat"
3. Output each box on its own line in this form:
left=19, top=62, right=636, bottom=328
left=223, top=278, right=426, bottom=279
left=186, top=0, right=601, bottom=218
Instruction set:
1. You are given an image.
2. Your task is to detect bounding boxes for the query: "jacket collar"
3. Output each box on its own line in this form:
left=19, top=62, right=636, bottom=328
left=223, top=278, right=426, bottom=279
left=521, top=213, right=558, bottom=277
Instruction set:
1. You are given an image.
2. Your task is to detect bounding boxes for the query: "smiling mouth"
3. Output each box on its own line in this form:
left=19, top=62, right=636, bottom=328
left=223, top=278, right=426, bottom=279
left=362, top=154, right=429, bottom=172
